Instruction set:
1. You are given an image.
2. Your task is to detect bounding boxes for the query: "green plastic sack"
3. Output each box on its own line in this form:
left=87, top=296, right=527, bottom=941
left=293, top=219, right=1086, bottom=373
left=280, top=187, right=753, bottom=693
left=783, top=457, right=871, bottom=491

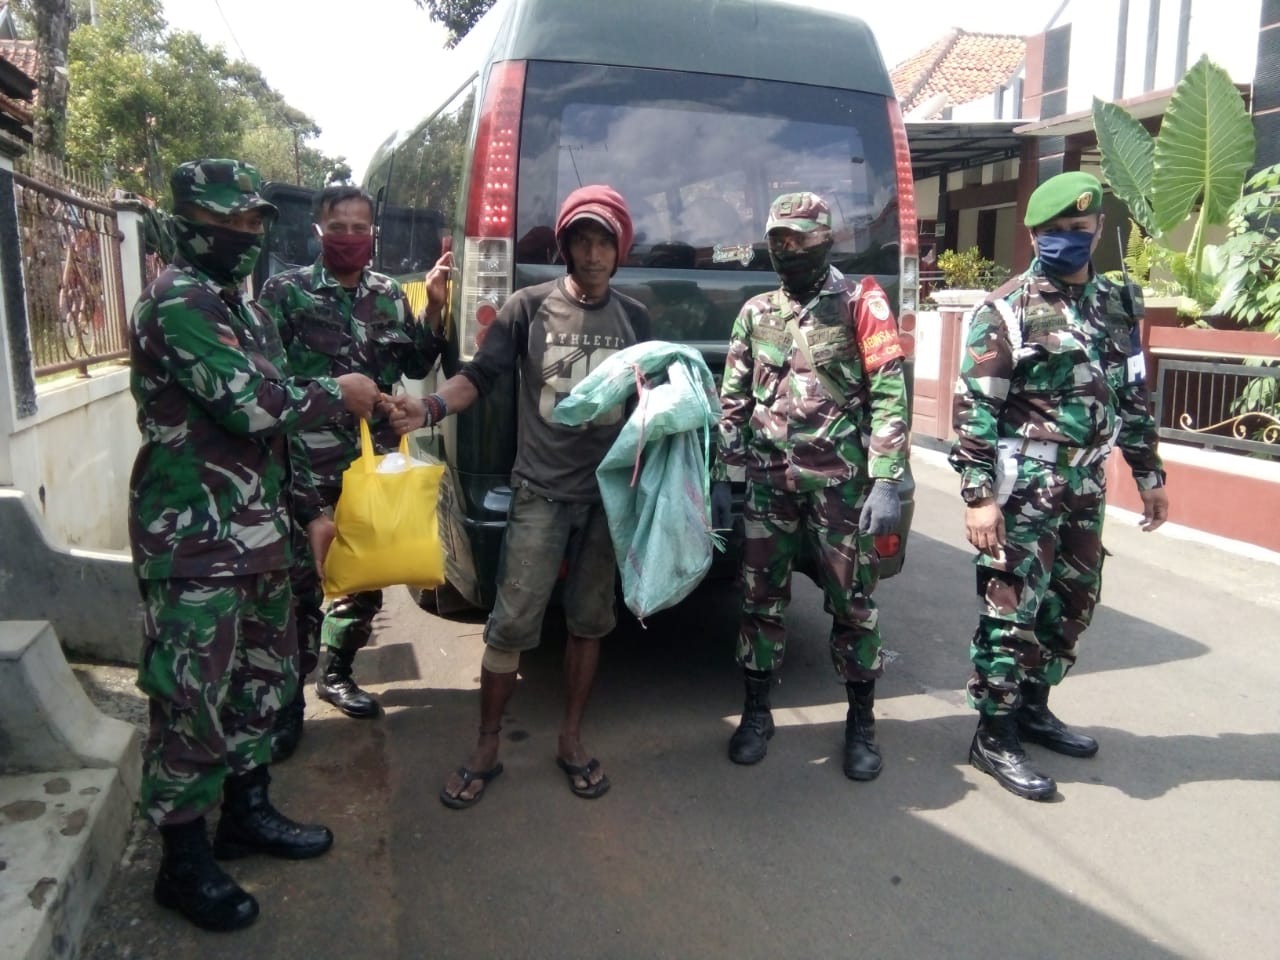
left=552, top=341, right=716, bottom=425
left=555, top=343, right=722, bottom=619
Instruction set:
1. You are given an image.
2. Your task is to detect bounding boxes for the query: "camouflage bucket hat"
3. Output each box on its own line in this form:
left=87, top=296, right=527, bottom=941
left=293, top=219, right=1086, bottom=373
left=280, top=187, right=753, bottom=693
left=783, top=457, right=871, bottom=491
left=766, top=192, right=833, bottom=235
left=170, top=159, right=278, bottom=221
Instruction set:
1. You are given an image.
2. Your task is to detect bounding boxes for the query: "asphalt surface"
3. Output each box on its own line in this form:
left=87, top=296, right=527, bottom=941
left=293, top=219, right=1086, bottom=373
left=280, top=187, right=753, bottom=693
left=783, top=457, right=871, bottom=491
left=77, top=451, right=1280, bottom=960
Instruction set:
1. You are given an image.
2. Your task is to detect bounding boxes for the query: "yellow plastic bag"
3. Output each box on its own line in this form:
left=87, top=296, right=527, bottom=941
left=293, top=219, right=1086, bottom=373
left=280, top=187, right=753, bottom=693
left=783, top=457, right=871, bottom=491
left=322, top=419, right=446, bottom=598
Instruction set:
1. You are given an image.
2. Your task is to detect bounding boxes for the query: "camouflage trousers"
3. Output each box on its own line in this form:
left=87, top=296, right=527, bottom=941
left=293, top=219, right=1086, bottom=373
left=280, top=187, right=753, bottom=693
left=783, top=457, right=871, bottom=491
left=136, top=572, right=297, bottom=826
left=738, top=480, right=882, bottom=682
left=291, top=484, right=381, bottom=678
left=968, top=460, right=1106, bottom=716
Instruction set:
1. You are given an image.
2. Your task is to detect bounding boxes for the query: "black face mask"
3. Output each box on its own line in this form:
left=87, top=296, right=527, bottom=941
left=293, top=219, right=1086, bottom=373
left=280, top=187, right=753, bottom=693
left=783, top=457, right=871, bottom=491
left=770, top=239, right=832, bottom=299
left=174, top=215, right=263, bottom=284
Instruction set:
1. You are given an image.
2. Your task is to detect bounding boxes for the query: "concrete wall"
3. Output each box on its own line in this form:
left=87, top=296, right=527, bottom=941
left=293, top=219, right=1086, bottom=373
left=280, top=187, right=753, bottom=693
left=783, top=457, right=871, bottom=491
left=4, top=367, right=136, bottom=550
left=0, top=490, right=141, bottom=664
left=0, top=163, right=144, bottom=662
left=1, top=174, right=143, bottom=553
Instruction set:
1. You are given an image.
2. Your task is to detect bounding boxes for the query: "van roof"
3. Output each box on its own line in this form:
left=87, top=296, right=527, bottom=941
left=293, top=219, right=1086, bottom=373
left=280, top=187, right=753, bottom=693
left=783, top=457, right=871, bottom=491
left=487, top=0, right=893, bottom=96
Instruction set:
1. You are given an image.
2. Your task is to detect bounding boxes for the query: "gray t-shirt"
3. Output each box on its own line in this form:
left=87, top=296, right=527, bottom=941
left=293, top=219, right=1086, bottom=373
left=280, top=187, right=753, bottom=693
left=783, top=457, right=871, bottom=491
left=461, top=277, right=652, bottom=501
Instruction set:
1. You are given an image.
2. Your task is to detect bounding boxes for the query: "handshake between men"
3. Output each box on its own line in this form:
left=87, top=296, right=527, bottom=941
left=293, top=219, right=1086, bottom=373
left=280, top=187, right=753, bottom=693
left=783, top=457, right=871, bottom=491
left=330, top=377, right=437, bottom=434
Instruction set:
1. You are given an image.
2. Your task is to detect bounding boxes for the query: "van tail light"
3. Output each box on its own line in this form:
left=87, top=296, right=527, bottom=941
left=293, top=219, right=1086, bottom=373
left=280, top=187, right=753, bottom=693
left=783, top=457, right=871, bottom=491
left=874, top=534, right=901, bottom=559
left=887, top=98, right=918, bottom=356
left=459, top=60, right=525, bottom=360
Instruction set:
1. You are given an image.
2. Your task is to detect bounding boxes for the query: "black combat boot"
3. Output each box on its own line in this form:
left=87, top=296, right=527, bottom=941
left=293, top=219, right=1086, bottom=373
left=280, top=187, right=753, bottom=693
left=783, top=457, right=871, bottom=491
left=1015, top=680, right=1099, bottom=757
left=843, top=680, right=883, bottom=781
left=154, top=817, right=259, bottom=931
left=213, top=766, right=334, bottom=860
left=270, top=685, right=306, bottom=764
left=969, top=713, right=1057, bottom=801
left=729, top=670, right=775, bottom=765
left=315, top=648, right=379, bottom=718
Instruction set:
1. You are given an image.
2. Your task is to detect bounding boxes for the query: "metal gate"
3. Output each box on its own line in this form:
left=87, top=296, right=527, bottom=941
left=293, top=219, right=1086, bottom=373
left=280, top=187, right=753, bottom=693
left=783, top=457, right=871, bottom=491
left=13, top=159, right=129, bottom=377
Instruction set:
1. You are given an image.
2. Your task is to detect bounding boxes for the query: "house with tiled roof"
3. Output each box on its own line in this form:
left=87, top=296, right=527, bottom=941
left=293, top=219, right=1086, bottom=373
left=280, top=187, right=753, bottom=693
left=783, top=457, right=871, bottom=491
left=892, top=28, right=1027, bottom=122
left=0, top=31, right=35, bottom=153
left=893, top=1, right=1274, bottom=300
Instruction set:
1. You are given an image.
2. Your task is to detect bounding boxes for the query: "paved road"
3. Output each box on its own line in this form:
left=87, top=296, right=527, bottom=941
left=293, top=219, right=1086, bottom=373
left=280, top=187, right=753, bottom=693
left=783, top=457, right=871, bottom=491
left=79, top=451, right=1280, bottom=960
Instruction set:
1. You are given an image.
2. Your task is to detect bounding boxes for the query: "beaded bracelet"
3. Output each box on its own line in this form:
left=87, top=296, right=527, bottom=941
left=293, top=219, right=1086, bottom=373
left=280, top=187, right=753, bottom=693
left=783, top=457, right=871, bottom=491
left=424, top=392, right=448, bottom=426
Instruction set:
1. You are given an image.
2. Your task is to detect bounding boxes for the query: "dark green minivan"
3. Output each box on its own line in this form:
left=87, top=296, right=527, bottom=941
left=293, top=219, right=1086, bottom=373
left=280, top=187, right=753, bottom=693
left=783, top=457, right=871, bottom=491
left=359, top=0, right=921, bottom=612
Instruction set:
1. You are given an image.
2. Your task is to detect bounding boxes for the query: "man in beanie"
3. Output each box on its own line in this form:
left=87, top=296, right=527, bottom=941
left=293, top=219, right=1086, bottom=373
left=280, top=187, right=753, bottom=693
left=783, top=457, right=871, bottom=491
left=258, top=185, right=452, bottom=752
left=711, top=192, right=909, bottom=782
left=129, top=159, right=382, bottom=929
left=951, top=171, right=1168, bottom=801
left=385, top=184, right=650, bottom=807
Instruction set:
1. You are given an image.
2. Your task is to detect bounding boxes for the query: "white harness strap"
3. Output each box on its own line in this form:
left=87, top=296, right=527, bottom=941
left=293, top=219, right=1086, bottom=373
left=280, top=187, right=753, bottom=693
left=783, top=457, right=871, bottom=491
left=990, top=295, right=1022, bottom=352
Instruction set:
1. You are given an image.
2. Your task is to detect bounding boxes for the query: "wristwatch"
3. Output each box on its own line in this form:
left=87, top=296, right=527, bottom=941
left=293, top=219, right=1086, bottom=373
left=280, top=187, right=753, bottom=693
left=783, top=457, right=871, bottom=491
left=961, top=483, right=995, bottom=505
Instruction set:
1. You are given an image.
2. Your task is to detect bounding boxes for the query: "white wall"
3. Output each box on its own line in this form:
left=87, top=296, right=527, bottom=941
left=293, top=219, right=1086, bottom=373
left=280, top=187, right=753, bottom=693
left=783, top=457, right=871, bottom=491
left=6, top=369, right=137, bottom=550
left=1064, top=0, right=1261, bottom=114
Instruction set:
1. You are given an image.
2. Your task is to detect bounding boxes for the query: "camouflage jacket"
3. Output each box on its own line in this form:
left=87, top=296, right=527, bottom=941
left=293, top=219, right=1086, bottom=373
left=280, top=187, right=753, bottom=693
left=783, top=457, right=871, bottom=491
left=950, top=260, right=1164, bottom=494
left=717, top=268, right=909, bottom=492
left=129, top=257, right=345, bottom=580
left=258, top=259, right=443, bottom=490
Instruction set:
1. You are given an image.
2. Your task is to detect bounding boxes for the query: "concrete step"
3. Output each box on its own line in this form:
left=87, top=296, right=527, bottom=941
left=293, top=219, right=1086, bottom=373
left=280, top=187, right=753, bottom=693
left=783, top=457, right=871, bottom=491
left=0, top=768, right=135, bottom=960
left=1, top=621, right=140, bottom=960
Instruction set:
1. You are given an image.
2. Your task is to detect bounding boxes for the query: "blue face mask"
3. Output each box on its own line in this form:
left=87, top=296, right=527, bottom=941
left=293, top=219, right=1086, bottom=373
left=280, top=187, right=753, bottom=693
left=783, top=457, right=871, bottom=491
left=1035, top=229, right=1095, bottom=277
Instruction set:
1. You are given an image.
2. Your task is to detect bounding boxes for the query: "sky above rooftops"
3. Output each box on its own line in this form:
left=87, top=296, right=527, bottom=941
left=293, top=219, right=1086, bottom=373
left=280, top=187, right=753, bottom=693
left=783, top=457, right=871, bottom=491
left=160, top=0, right=1056, bottom=180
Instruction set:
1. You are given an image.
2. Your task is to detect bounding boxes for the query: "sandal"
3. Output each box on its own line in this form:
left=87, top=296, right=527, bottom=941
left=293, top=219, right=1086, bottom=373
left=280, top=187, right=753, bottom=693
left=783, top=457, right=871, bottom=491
left=556, top=757, right=611, bottom=800
left=439, top=763, right=504, bottom=809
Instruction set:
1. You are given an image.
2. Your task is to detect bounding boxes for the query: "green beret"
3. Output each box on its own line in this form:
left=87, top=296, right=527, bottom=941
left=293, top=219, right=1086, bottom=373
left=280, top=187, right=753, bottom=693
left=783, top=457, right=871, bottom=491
left=171, top=159, right=277, bottom=221
left=1024, top=172, right=1102, bottom=227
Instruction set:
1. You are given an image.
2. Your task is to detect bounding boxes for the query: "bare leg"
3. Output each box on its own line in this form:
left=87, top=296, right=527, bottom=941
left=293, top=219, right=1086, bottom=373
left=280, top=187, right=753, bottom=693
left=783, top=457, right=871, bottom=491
left=441, top=667, right=517, bottom=804
left=557, top=633, right=607, bottom=791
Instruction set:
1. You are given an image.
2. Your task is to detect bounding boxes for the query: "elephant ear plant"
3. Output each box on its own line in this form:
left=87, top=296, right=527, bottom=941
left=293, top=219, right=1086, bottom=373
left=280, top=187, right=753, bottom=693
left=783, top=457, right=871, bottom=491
left=1092, top=55, right=1256, bottom=309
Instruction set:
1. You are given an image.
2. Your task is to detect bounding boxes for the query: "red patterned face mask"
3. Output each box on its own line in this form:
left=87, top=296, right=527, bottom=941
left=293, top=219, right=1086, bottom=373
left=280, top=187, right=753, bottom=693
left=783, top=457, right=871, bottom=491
left=322, top=232, right=373, bottom=274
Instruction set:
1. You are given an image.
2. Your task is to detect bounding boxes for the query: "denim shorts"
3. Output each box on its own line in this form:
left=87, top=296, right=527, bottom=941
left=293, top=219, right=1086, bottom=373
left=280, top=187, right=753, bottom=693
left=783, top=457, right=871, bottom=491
left=484, top=483, right=618, bottom=652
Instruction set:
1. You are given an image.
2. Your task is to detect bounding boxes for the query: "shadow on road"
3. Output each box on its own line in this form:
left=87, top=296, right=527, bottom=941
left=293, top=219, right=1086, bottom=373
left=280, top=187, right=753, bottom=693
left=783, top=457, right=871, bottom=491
left=79, top=543, right=1259, bottom=960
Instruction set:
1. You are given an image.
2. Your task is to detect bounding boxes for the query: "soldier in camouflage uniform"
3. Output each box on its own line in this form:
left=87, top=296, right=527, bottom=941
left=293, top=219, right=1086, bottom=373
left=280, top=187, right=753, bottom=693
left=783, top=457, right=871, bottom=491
left=258, top=185, right=449, bottom=747
left=951, top=171, right=1169, bottom=801
left=712, top=192, right=910, bottom=781
left=130, top=159, right=382, bottom=930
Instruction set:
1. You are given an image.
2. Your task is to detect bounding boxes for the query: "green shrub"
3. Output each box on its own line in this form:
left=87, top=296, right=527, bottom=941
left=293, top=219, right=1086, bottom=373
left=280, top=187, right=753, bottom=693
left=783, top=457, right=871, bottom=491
left=936, top=248, right=1008, bottom=291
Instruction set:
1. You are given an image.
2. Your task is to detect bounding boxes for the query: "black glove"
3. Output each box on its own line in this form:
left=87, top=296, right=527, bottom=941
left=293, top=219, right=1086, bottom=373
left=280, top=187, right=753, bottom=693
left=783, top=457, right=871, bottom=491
left=858, top=480, right=901, bottom=536
left=710, top=481, right=733, bottom=530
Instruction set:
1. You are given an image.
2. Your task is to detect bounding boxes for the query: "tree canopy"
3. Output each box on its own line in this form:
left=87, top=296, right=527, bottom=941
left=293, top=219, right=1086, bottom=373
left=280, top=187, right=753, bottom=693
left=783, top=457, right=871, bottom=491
left=13, top=0, right=345, bottom=200
left=412, top=0, right=495, bottom=48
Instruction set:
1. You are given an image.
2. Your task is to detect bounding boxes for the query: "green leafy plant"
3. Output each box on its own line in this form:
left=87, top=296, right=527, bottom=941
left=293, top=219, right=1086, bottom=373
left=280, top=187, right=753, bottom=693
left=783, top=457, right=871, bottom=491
left=1211, top=164, right=1280, bottom=333
left=1092, top=55, right=1256, bottom=305
left=936, top=247, right=1008, bottom=291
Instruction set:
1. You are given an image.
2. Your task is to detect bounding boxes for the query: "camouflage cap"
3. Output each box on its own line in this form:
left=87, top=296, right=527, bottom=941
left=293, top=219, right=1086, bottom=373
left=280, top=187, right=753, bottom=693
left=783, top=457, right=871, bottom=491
left=766, top=192, right=832, bottom=235
left=170, top=159, right=277, bottom=220
left=1024, top=171, right=1102, bottom=227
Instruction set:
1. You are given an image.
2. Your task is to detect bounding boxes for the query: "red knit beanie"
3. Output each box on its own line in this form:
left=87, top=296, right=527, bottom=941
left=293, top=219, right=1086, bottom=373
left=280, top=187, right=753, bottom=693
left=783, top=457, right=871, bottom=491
left=554, top=184, right=634, bottom=275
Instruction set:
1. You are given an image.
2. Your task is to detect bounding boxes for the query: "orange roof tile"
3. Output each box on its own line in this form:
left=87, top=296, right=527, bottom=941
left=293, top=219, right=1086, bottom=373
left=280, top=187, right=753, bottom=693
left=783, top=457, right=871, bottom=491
left=0, top=38, right=37, bottom=82
left=891, top=29, right=1026, bottom=119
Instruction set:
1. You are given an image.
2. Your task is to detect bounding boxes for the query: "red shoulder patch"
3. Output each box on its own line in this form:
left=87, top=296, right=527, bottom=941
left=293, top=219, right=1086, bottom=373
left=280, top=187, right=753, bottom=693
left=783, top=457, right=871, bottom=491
left=852, top=277, right=904, bottom=373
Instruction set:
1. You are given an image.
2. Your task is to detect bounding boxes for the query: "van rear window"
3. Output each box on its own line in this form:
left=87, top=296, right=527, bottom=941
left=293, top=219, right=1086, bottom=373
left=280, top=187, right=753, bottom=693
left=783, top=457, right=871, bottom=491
left=516, top=61, right=901, bottom=276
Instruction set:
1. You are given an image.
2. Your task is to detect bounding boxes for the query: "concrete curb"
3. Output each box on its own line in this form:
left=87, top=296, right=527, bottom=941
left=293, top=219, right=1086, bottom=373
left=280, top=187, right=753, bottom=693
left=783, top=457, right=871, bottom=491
left=0, top=491, right=143, bottom=665
left=1, top=621, right=141, bottom=960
